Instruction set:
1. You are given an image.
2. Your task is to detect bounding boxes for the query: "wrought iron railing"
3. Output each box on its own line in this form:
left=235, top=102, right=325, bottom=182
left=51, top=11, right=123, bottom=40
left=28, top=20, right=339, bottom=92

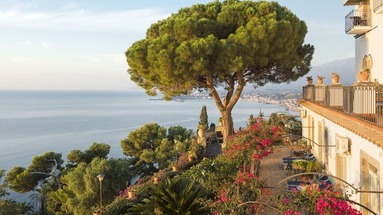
left=373, top=0, right=383, bottom=13
left=345, top=9, right=371, bottom=32
left=302, top=85, right=383, bottom=127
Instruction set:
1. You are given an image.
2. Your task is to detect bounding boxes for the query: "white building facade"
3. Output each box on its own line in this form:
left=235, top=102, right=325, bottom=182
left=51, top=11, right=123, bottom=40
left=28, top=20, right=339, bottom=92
left=300, top=0, right=383, bottom=214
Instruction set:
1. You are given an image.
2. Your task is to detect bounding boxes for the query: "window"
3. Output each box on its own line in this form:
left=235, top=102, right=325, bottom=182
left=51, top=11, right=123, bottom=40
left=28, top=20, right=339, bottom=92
left=361, top=156, right=380, bottom=215
left=324, top=128, right=329, bottom=169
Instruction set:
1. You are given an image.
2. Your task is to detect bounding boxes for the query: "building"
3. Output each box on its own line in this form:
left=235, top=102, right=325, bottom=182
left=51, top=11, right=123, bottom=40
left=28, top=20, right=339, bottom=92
left=300, top=0, right=383, bottom=214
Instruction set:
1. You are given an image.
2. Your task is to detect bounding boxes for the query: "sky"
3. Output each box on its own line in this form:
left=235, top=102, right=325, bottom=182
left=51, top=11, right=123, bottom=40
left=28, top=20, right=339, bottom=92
left=0, top=0, right=355, bottom=91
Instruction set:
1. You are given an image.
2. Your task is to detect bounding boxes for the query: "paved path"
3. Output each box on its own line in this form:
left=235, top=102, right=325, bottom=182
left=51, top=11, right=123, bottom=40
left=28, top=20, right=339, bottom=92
left=258, top=147, right=291, bottom=214
left=205, top=141, right=293, bottom=214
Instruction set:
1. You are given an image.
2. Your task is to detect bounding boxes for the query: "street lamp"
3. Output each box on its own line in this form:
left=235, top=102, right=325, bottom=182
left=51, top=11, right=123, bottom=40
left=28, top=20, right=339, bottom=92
left=174, top=139, right=179, bottom=160
left=97, top=174, right=105, bottom=214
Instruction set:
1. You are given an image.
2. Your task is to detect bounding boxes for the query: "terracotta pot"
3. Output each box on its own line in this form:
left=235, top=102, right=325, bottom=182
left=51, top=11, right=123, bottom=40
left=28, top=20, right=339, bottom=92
left=317, top=79, right=323, bottom=85
left=307, top=80, right=313, bottom=85
left=359, top=70, right=369, bottom=82
left=172, top=166, right=178, bottom=172
left=154, top=176, right=159, bottom=184
left=128, top=191, right=135, bottom=199
left=332, top=75, right=340, bottom=84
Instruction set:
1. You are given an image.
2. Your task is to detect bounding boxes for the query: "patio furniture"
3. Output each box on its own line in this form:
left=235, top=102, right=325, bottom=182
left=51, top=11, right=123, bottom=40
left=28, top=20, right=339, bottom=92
left=286, top=175, right=332, bottom=191
left=282, top=153, right=315, bottom=165
left=286, top=180, right=311, bottom=191
left=317, top=175, right=332, bottom=189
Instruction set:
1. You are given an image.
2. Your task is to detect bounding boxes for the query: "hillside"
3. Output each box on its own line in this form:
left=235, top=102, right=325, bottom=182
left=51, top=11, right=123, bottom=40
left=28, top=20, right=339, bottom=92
left=261, top=57, right=355, bottom=90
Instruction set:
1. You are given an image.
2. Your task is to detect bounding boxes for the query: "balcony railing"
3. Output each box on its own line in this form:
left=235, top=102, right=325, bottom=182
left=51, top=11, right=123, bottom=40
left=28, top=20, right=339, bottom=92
left=345, top=9, right=371, bottom=34
left=373, top=0, right=383, bottom=13
left=302, top=85, right=383, bottom=127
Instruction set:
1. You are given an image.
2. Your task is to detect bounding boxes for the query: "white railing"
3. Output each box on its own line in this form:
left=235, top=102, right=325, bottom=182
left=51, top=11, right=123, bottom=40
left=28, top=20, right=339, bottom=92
left=302, top=85, right=383, bottom=127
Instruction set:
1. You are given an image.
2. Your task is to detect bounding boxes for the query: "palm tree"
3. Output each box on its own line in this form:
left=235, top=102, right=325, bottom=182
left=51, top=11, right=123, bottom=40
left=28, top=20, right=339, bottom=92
left=131, top=177, right=209, bottom=215
left=0, top=199, right=19, bottom=215
left=0, top=170, right=9, bottom=198
left=17, top=201, right=34, bottom=214
left=30, top=184, right=51, bottom=215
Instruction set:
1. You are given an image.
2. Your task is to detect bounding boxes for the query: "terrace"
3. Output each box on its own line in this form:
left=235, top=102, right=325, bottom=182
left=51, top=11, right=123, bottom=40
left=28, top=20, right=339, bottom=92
left=257, top=142, right=337, bottom=214
left=302, top=84, right=383, bottom=127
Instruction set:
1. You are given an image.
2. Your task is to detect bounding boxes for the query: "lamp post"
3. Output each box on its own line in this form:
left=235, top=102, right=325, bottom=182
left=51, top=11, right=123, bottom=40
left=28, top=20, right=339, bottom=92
left=174, top=139, right=179, bottom=160
left=97, top=174, right=105, bottom=214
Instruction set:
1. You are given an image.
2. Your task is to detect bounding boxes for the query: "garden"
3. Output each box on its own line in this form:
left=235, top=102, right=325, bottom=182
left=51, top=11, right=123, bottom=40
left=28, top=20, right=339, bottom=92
left=1, top=113, right=363, bottom=214
left=101, top=114, right=363, bottom=215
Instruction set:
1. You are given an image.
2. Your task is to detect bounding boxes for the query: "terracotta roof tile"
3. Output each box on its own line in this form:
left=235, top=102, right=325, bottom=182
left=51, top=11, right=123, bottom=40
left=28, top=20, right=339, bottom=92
left=300, top=100, right=383, bottom=149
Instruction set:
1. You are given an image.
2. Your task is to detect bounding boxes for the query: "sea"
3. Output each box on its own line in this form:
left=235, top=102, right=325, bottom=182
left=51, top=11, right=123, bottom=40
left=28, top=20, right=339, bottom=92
left=0, top=90, right=296, bottom=200
left=0, top=90, right=300, bottom=171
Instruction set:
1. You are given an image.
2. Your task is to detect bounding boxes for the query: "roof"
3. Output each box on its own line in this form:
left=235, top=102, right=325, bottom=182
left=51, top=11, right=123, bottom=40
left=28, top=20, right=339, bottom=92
left=300, top=100, right=383, bottom=149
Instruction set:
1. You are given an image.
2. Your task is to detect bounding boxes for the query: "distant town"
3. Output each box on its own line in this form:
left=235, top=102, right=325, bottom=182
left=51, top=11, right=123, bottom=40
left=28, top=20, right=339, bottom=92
left=173, top=89, right=302, bottom=112
left=239, top=92, right=301, bottom=111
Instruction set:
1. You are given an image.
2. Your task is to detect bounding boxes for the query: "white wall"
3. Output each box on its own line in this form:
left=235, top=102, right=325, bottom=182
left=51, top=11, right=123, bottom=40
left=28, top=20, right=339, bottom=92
left=301, top=106, right=383, bottom=214
left=354, top=4, right=383, bottom=83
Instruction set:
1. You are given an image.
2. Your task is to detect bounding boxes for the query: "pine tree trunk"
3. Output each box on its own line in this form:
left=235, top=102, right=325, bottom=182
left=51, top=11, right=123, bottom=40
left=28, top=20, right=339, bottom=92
left=206, top=70, right=245, bottom=145
left=221, top=110, right=234, bottom=144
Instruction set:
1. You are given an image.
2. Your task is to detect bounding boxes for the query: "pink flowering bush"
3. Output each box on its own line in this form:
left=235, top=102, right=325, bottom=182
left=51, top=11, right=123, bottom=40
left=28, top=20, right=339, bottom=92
left=284, top=209, right=303, bottom=215
left=277, top=183, right=362, bottom=215
left=315, top=195, right=362, bottom=215
left=207, top=118, right=283, bottom=211
left=203, top=118, right=283, bottom=214
left=222, top=118, right=282, bottom=168
left=208, top=170, right=264, bottom=215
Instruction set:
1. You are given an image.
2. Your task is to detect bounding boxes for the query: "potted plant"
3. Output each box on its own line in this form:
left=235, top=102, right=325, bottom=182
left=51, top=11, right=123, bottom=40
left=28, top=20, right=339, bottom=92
left=306, top=76, right=313, bottom=85
left=359, top=68, right=370, bottom=82
left=171, top=161, right=178, bottom=172
left=127, top=185, right=136, bottom=199
left=331, top=72, right=340, bottom=84
left=188, top=150, right=197, bottom=162
left=92, top=206, right=102, bottom=215
left=292, top=160, right=308, bottom=172
left=305, top=160, right=322, bottom=173
left=153, top=173, right=160, bottom=184
left=317, top=76, right=324, bottom=85
left=154, top=168, right=171, bottom=183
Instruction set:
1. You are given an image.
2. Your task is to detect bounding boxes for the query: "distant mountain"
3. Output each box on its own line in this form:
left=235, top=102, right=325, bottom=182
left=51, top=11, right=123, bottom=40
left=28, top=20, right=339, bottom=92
left=260, top=58, right=355, bottom=90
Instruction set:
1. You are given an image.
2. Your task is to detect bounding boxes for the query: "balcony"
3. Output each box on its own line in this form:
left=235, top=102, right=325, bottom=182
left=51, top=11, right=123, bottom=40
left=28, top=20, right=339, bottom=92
left=344, top=0, right=363, bottom=5
left=374, top=0, right=383, bottom=14
left=345, top=9, right=371, bottom=34
left=302, top=85, right=383, bottom=127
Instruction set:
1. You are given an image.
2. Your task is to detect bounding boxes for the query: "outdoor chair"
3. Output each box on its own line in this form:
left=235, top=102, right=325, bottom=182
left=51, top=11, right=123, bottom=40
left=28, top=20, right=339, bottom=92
left=282, top=153, right=315, bottom=165
left=286, top=180, right=311, bottom=191
left=317, top=175, right=332, bottom=190
left=286, top=175, right=332, bottom=192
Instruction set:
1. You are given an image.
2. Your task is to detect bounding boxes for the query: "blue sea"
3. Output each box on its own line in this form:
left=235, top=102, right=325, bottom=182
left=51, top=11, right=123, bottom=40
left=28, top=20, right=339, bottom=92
left=0, top=90, right=295, bottom=172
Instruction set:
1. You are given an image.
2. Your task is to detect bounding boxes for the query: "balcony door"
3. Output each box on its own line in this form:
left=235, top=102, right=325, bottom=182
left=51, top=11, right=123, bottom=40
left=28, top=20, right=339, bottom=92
left=361, top=157, right=380, bottom=215
left=336, top=154, right=348, bottom=183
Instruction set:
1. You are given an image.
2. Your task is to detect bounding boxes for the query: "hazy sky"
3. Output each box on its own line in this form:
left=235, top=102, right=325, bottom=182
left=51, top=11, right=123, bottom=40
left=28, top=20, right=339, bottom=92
left=0, top=0, right=355, bottom=90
